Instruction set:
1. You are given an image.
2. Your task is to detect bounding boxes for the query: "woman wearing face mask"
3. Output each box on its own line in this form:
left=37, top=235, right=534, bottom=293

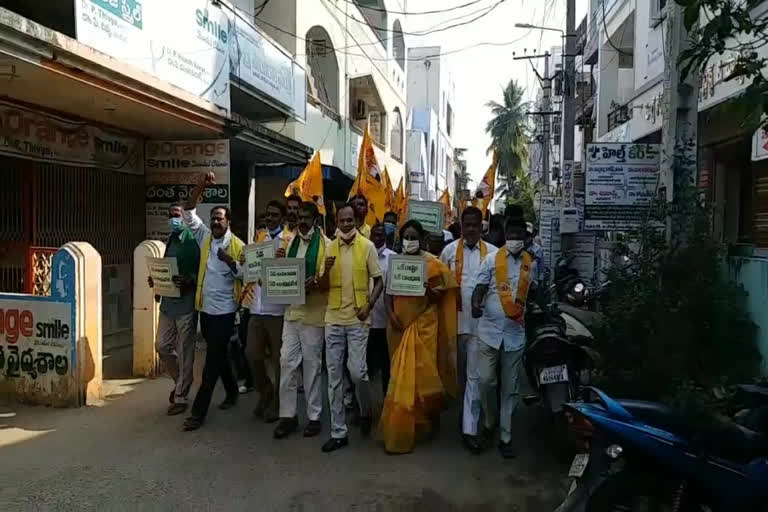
left=380, top=220, right=459, bottom=453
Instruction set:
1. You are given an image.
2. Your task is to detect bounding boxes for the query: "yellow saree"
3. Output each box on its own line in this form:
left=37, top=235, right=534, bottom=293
left=379, top=252, right=459, bottom=453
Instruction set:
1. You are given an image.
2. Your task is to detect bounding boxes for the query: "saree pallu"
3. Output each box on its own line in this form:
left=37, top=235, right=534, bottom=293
left=379, top=253, right=458, bottom=453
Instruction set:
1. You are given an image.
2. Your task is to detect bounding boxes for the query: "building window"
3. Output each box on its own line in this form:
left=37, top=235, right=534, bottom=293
left=392, top=20, right=405, bottom=71
left=446, top=102, right=454, bottom=137
left=305, top=26, right=340, bottom=116
left=650, top=0, right=667, bottom=27
left=354, top=0, right=389, bottom=46
left=390, top=108, right=403, bottom=162
left=430, top=142, right=436, bottom=176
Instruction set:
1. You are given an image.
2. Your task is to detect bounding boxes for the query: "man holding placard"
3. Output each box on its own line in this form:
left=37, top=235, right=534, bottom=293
left=318, top=204, right=383, bottom=452
left=181, top=172, right=245, bottom=432
left=148, top=203, right=200, bottom=416
left=439, top=206, right=498, bottom=452
left=239, top=200, right=293, bottom=424
left=468, top=215, right=538, bottom=458
left=272, top=202, right=328, bottom=439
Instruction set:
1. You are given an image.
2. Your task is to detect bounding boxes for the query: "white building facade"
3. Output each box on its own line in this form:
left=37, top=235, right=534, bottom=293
left=406, top=46, right=457, bottom=201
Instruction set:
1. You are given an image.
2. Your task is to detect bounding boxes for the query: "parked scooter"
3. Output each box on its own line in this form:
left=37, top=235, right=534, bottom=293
left=555, top=386, right=768, bottom=511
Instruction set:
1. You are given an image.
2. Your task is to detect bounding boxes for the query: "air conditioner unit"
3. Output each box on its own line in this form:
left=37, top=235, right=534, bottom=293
left=354, top=99, right=367, bottom=120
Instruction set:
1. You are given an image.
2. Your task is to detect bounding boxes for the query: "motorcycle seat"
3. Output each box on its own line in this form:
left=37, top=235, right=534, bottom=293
left=557, top=303, right=603, bottom=331
left=618, top=399, right=768, bottom=463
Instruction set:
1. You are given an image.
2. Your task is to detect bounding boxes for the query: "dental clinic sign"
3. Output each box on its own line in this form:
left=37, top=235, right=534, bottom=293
left=75, top=0, right=231, bottom=111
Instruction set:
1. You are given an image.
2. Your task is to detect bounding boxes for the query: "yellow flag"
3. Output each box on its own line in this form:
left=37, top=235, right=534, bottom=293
left=394, top=177, right=409, bottom=227
left=438, top=188, right=454, bottom=228
left=285, top=152, right=326, bottom=214
left=382, top=167, right=395, bottom=213
left=349, top=124, right=386, bottom=225
left=473, top=151, right=498, bottom=216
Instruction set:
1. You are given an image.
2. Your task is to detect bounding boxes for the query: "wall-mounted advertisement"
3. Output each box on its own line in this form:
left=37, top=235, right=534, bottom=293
left=145, top=139, right=230, bottom=240
left=585, top=143, right=661, bottom=231
left=75, top=0, right=231, bottom=111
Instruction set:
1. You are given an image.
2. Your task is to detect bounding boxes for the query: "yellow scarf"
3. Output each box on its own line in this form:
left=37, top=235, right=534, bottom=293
left=195, top=232, right=244, bottom=311
left=455, top=239, right=487, bottom=311
left=495, top=249, right=533, bottom=324
left=328, top=234, right=369, bottom=309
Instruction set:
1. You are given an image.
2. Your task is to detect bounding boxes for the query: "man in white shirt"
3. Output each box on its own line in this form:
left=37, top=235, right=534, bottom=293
left=439, top=206, right=498, bottom=452
left=468, top=216, right=538, bottom=457
left=368, top=222, right=396, bottom=395
left=181, top=172, right=245, bottom=432
left=241, top=199, right=293, bottom=424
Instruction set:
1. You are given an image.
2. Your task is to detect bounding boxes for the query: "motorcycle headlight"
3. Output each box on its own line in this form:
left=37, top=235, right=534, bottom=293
left=606, top=444, right=623, bottom=459
left=566, top=281, right=587, bottom=306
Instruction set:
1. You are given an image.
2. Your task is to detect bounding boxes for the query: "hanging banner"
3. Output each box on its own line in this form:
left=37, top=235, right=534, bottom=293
left=75, top=0, right=231, bottom=111
left=0, top=100, right=142, bottom=173
left=145, top=139, right=230, bottom=240
left=538, top=196, right=562, bottom=269
left=585, top=143, right=661, bottom=230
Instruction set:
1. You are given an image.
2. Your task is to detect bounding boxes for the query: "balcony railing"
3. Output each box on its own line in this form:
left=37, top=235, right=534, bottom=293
left=607, top=102, right=632, bottom=131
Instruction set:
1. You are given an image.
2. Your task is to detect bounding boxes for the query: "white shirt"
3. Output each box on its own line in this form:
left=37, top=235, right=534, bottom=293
left=250, top=228, right=290, bottom=317
left=439, top=239, right=498, bottom=335
left=183, top=208, right=243, bottom=316
left=475, top=249, right=539, bottom=351
left=371, top=246, right=396, bottom=329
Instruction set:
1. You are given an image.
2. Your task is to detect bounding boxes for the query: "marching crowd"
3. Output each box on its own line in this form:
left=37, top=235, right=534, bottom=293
left=149, top=171, right=540, bottom=458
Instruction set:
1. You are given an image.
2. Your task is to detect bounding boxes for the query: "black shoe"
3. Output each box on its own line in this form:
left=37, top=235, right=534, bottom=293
left=321, top=437, right=349, bottom=453
left=462, top=434, right=484, bottom=454
left=264, top=410, right=279, bottom=424
left=303, top=420, right=322, bottom=438
left=166, top=402, right=188, bottom=416
left=273, top=417, right=298, bottom=439
left=182, top=416, right=203, bottom=431
left=218, top=397, right=238, bottom=410
left=359, top=416, right=372, bottom=437
left=498, top=441, right=516, bottom=459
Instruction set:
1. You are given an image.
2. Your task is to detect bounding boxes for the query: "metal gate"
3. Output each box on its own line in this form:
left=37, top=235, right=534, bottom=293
left=0, top=156, right=145, bottom=333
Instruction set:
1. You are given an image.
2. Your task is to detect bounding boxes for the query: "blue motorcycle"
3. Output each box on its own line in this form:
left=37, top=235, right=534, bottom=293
left=555, top=386, right=768, bottom=511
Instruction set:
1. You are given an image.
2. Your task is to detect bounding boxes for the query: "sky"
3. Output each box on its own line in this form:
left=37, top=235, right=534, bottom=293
left=403, top=0, right=588, bottom=188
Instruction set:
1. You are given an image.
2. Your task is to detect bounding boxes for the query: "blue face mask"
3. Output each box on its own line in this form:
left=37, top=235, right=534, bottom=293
left=384, top=222, right=396, bottom=236
left=168, top=217, right=183, bottom=233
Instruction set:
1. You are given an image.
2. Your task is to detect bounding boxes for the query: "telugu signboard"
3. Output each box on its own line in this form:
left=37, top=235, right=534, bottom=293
left=585, top=143, right=661, bottom=231
left=261, top=258, right=305, bottom=305
left=538, top=196, right=562, bottom=269
left=75, top=0, right=231, bottom=111
left=0, top=100, right=142, bottom=173
left=407, top=201, right=445, bottom=234
left=145, top=139, right=230, bottom=240
left=386, top=256, right=427, bottom=297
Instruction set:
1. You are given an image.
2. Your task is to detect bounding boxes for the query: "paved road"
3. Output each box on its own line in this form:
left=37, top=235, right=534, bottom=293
left=0, top=376, right=569, bottom=511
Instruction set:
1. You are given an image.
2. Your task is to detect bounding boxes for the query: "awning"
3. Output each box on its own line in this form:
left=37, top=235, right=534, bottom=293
left=229, top=112, right=313, bottom=165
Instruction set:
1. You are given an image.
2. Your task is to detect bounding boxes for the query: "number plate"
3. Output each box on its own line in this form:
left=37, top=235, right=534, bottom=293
left=539, top=364, right=569, bottom=384
left=568, top=453, right=589, bottom=477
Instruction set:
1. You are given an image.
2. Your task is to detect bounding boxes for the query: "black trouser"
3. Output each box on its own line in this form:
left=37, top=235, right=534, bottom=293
left=367, top=328, right=390, bottom=395
left=191, top=312, right=239, bottom=419
left=234, top=309, right=253, bottom=388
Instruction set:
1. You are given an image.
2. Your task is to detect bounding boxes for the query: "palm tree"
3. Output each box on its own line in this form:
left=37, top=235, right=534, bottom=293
left=485, top=80, right=531, bottom=200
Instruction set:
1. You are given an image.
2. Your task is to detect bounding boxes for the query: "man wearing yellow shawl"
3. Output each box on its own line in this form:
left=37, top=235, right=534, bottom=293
left=380, top=220, right=459, bottom=454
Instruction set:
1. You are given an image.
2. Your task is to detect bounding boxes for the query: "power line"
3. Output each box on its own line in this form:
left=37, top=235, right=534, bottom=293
left=254, top=0, right=269, bottom=17
left=338, top=0, right=489, bottom=16
left=602, top=0, right=633, bottom=56
left=326, top=0, right=509, bottom=37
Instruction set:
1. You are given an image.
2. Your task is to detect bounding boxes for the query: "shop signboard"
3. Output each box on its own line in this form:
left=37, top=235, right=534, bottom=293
left=752, top=126, right=768, bottom=162
left=145, top=139, right=230, bottom=240
left=75, top=0, right=231, bottom=111
left=0, top=100, right=142, bottom=173
left=585, top=143, right=660, bottom=231
left=230, top=17, right=306, bottom=122
left=571, top=233, right=597, bottom=284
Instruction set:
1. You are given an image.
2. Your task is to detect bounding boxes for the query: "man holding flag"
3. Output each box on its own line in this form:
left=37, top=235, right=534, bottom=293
left=348, top=125, right=387, bottom=231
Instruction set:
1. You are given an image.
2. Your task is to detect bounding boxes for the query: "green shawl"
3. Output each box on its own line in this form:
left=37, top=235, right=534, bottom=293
left=288, top=228, right=321, bottom=278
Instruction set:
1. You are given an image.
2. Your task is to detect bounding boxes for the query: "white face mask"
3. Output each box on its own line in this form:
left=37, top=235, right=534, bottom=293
left=402, top=239, right=420, bottom=254
left=506, top=240, right=524, bottom=255
left=300, top=226, right=315, bottom=241
left=336, top=228, right=356, bottom=242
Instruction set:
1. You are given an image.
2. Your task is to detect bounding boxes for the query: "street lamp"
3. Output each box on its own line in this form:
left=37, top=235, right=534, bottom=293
left=514, top=22, right=564, bottom=35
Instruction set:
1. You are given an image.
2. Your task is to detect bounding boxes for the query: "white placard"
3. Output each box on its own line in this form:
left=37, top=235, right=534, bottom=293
left=146, top=257, right=181, bottom=298
left=243, top=241, right=276, bottom=284
left=386, top=256, right=426, bottom=297
left=585, top=143, right=661, bottom=231
left=261, top=258, right=306, bottom=305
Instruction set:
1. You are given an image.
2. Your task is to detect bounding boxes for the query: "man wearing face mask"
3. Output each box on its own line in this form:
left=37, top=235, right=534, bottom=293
left=181, top=172, right=245, bottom=431
left=273, top=202, right=329, bottom=439
left=238, top=199, right=293, bottom=424
left=317, top=204, right=383, bottom=452
left=148, top=203, right=200, bottom=416
left=439, top=206, right=498, bottom=452
left=367, top=222, right=396, bottom=395
left=382, top=211, right=398, bottom=249
left=466, top=216, right=538, bottom=458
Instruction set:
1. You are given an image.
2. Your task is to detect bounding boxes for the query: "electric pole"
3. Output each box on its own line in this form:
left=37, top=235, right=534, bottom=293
left=542, top=53, right=551, bottom=186
left=563, top=0, right=576, bottom=201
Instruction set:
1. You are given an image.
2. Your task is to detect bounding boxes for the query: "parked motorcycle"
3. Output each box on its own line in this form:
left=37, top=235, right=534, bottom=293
left=555, top=386, right=768, bottom=511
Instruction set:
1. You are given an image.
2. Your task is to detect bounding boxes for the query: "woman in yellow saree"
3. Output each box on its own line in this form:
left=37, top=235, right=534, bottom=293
left=379, top=220, right=459, bottom=454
